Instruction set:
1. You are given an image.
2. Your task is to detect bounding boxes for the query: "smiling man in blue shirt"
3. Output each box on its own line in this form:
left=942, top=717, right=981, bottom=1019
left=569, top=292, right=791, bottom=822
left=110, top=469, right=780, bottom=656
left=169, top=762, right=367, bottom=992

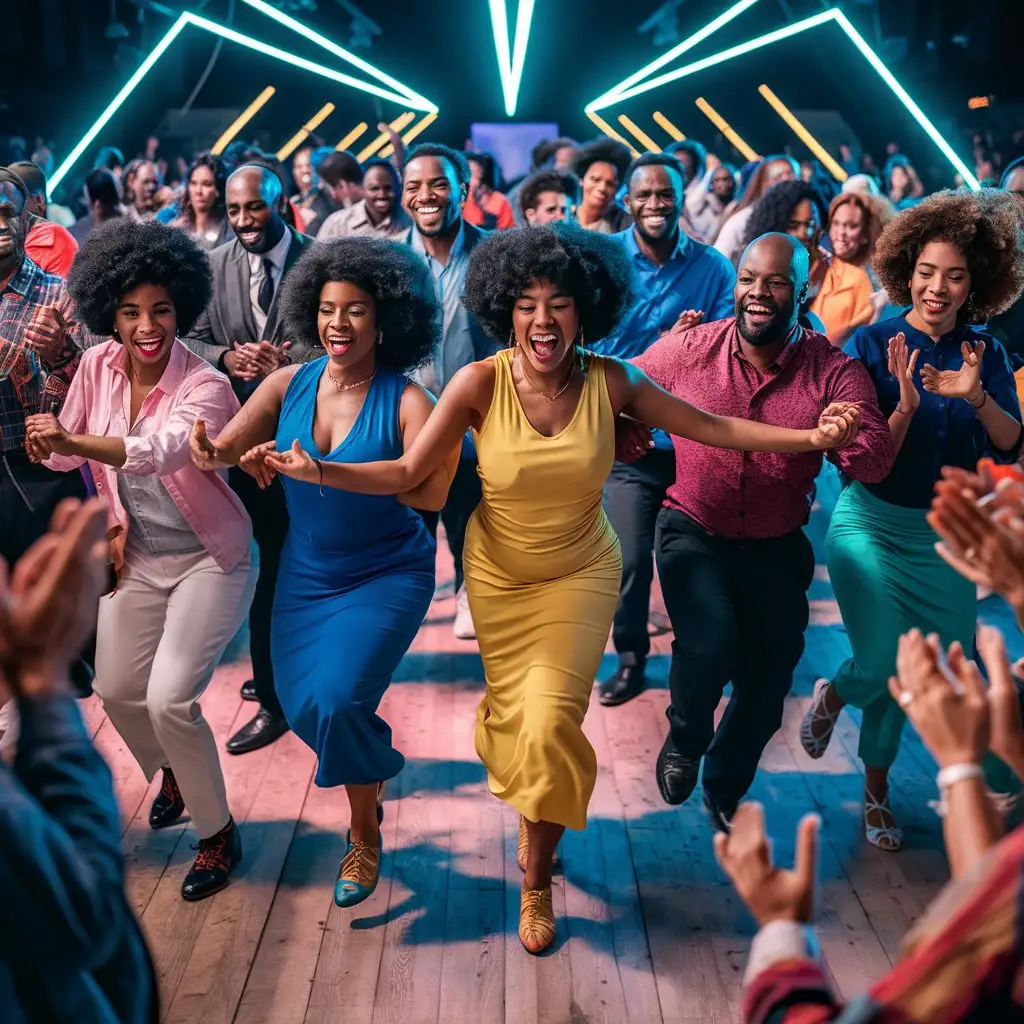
left=591, top=152, right=736, bottom=707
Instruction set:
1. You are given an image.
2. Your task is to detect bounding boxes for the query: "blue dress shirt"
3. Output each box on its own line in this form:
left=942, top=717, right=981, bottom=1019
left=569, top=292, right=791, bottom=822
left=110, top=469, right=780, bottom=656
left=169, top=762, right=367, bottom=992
left=844, top=315, right=1023, bottom=509
left=594, top=227, right=736, bottom=448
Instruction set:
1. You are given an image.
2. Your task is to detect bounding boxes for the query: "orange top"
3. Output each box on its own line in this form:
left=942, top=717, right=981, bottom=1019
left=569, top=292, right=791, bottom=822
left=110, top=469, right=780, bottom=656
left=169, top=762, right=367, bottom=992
left=810, top=257, right=874, bottom=343
left=463, top=190, right=516, bottom=230
left=25, top=219, right=78, bottom=278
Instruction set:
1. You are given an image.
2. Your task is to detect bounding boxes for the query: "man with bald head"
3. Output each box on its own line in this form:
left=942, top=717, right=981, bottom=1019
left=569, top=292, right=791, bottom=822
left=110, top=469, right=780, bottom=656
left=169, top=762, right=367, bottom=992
left=622, top=232, right=894, bottom=830
left=187, top=162, right=316, bottom=755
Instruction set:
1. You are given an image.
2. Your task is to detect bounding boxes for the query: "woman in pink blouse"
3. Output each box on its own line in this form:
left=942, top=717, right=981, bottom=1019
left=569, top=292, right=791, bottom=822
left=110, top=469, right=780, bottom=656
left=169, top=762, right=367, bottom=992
left=25, top=221, right=256, bottom=902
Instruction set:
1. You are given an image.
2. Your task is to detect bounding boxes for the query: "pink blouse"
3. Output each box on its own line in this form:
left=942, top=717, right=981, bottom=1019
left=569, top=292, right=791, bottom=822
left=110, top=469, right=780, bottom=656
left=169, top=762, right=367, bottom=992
left=45, top=338, right=251, bottom=573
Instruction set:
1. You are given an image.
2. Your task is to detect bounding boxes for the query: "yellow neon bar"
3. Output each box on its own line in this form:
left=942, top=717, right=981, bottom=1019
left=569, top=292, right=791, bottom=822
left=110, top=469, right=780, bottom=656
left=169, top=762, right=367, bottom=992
left=617, top=115, right=660, bottom=152
left=211, top=86, right=276, bottom=154
left=277, top=102, right=337, bottom=160
left=585, top=111, right=639, bottom=156
left=335, top=122, right=369, bottom=152
left=357, top=111, right=415, bottom=162
left=758, top=84, right=847, bottom=181
left=380, top=110, right=439, bottom=157
left=652, top=111, right=686, bottom=141
left=694, top=97, right=759, bottom=162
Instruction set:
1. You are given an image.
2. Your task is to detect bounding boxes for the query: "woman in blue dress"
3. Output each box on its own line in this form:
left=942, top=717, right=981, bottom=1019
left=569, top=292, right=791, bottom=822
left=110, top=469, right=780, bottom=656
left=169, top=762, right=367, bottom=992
left=189, top=238, right=457, bottom=906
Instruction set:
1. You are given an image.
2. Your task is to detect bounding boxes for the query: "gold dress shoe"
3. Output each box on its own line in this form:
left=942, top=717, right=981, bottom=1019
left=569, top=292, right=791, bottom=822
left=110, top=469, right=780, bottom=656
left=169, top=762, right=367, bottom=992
left=519, top=883, right=556, bottom=954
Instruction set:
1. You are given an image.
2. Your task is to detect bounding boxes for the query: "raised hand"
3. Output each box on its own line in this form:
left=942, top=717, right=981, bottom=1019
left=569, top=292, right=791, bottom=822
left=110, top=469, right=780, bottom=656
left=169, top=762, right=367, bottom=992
left=713, top=802, right=819, bottom=927
left=264, top=438, right=317, bottom=483
left=810, top=401, right=861, bottom=449
left=190, top=419, right=222, bottom=472
left=671, top=309, right=704, bottom=335
left=614, top=417, right=654, bottom=462
left=974, top=627, right=1024, bottom=778
left=919, top=340, right=985, bottom=401
left=239, top=441, right=279, bottom=489
left=0, top=498, right=109, bottom=694
left=23, top=304, right=71, bottom=364
left=887, top=332, right=920, bottom=413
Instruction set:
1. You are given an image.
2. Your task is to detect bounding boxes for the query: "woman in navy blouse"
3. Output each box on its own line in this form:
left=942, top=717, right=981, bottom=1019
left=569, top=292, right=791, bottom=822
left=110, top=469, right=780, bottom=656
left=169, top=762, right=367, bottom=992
left=799, top=189, right=1024, bottom=851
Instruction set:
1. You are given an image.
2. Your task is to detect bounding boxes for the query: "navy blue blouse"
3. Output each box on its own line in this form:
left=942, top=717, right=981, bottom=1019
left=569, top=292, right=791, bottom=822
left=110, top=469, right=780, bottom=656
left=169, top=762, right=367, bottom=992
left=843, top=315, right=1023, bottom=509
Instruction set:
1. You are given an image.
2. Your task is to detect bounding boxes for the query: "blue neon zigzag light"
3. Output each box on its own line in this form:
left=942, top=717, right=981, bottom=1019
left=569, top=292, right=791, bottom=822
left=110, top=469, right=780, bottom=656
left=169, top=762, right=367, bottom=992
left=585, top=4, right=979, bottom=191
left=489, top=0, right=536, bottom=117
left=48, top=5, right=437, bottom=195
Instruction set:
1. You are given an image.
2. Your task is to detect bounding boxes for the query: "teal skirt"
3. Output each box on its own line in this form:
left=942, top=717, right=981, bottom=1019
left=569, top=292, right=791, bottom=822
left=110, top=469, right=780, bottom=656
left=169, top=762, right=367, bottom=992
left=827, top=483, right=1009, bottom=778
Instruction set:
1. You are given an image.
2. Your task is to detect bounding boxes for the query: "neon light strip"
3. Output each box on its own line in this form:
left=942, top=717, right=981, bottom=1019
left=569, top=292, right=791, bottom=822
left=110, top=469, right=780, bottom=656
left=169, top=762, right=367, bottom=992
left=586, top=7, right=979, bottom=190
left=357, top=112, right=416, bottom=162
left=587, top=0, right=762, bottom=112
left=617, top=115, right=660, bottom=153
left=585, top=111, right=639, bottom=156
left=380, top=111, right=440, bottom=157
left=758, top=85, right=847, bottom=181
left=239, top=0, right=435, bottom=111
left=489, top=0, right=537, bottom=117
left=211, top=86, right=276, bottom=155
left=277, top=102, right=336, bottom=160
left=652, top=111, right=686, bottom=141
left=694, top=98, right=759, bottom=162
left=336, top=123, right=369, bottom=152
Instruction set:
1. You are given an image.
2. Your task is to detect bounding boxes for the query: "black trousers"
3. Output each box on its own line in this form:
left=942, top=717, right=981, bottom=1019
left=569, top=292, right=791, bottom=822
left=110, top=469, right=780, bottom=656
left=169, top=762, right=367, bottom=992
left=603, top=449, right=676, bottom=667
left=1, top=450, right=94, bottom=695
left=417, top=455, right=482, bottom=593
left=656, top=507, right=814, bottom=808
left=229, top=467, right=287, bottom=718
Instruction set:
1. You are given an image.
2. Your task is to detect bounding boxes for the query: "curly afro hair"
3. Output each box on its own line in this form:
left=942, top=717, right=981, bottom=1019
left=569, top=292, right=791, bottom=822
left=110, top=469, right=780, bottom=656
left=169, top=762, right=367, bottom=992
left=279, top=237, right=440, bottom=374
left=67, top=219, right=211, bottom=336
left=743, top=179, right=827, bottom=246
left=872, top=189, right=1024, bottom=321
left=572, top=138, right=633, bottom=183
left=461, top=223, right=634, bottom=343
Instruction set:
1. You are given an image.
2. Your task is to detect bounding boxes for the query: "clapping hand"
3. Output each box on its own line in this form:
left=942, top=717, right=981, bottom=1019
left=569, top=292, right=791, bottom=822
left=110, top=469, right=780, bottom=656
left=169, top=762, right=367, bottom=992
left=264, top=438, right=317, bottom=483
left=713, top=802, right=819, bottom=927
left=887, top=332, right=920, bottom=413
left=239, top=441, right=278, bottom=489
left=810, top=402, right=861, bottom=449
left=919, top=341, right=985, bottom=401
left=23, top=304, right=71, bottom=364
left=226, top=340, right=292, bottom=381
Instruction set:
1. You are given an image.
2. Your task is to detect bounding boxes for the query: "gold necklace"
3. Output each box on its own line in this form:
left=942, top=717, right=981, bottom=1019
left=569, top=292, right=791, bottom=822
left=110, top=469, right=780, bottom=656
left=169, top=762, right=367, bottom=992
left=326, top=366, right=376, bottom=393
left=516, top=351, right=575, bottom=403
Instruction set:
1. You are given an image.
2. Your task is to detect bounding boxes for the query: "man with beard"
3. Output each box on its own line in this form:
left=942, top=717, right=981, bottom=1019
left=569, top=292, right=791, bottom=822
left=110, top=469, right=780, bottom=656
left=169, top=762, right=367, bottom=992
left=187, top=163, right=316, bottom=755
left=400, top=142, right=501, bottom=639
left=619, top=233, right=893, bottom=830
left=593, top=153, right=736, bottom=708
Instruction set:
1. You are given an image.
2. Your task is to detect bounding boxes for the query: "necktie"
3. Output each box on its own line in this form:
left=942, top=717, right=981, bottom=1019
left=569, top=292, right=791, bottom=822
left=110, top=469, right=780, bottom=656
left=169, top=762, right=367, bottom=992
left=257, top=258, right=274, bottom=315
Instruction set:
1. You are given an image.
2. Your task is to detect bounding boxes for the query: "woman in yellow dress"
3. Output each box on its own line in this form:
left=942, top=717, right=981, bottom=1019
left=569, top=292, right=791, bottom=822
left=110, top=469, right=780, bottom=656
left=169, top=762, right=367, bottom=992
left=240, top=224, right=859, bottom=953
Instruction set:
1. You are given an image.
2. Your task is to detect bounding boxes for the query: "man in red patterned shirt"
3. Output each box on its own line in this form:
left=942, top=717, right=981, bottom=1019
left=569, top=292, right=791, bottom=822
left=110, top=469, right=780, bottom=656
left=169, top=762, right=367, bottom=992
left=624, top=232, right=895, bottom=829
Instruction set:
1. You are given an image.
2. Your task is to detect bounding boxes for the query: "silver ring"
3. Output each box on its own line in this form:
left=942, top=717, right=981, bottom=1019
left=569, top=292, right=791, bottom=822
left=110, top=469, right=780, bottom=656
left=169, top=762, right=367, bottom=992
left=898, top=691, right=915, bottom=709
left=964, top=547, right=977, bottom=560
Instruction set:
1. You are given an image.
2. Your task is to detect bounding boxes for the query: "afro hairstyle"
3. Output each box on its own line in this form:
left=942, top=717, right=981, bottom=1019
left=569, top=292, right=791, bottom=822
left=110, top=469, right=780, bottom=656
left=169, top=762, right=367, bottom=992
left=67, top=219, right=212, bottom=337
left=873, top=188, right=1024, bottom=321
left=461, top=223, right=634, bottom=343
left=572, top=138, right=633, bottom=184
left=279, top=237, right=441, bottom=374
left=519, top=169, right=581, bottom=216
left=743, top=179, right=828, bottom=246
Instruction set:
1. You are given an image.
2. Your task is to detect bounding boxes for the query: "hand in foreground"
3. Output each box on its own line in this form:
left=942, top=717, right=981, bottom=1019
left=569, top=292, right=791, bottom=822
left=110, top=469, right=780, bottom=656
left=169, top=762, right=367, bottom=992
left=614, top=417, right=654, bottom=463
left=0, top=498, right=108, bottom=695
left=887, top=332, right=920, bottom=413
left=239, top=441, right=278, bottom=489
left=810, top=401, right=861, bottom=449
left=888, top=630, right=989, bottom=768
left=24, top=304, right=71, bottom=363
left=264, top=438, right=317, bottom=483
left=713, top=802, right=819, bottom=927
left=190, top=419, right=222, bottom=472
left=23, top=412, right=73, bottom=461
left=976, top=626, right=1024, bottom=779
left=919, top=340, right=984, bottom=401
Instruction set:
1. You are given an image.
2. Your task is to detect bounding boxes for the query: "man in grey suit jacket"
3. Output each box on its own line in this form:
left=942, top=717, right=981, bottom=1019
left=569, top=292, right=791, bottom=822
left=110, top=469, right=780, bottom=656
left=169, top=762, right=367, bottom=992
left=186, top=164, right=315, bottom=756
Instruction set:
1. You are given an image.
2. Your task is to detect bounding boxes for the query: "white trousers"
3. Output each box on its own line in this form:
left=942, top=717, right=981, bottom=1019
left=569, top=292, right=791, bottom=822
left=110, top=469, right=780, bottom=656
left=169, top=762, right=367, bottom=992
left=95, top=546, right=257, bottom=839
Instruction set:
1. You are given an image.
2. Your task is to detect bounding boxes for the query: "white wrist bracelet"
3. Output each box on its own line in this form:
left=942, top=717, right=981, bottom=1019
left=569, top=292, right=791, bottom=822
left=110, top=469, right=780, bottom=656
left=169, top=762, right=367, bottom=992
left=936, top=763, right=984, bottom=790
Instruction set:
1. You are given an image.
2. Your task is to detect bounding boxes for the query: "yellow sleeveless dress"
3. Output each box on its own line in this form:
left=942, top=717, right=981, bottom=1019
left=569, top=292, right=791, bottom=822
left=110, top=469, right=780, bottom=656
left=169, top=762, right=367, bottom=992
left=465, top=347, right=622, bottom=831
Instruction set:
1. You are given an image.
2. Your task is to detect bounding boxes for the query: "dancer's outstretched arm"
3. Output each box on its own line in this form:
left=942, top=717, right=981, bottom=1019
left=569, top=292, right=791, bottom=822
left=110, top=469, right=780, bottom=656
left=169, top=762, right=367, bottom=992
left=261, top=361, right=493, bottom=494
left=605, top=358, right=858, bottom=454
left=394, top=383, right=462, bottom=511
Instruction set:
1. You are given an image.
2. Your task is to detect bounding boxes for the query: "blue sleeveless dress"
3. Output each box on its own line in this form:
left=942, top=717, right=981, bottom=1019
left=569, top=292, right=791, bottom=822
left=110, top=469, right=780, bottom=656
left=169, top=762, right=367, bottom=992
left=271, top=359, right=435, bottom=787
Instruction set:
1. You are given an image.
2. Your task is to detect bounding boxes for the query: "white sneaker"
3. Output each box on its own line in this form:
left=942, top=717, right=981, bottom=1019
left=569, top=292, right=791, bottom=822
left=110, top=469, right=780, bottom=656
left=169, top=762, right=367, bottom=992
left=453, top=585, right=476, bottom=640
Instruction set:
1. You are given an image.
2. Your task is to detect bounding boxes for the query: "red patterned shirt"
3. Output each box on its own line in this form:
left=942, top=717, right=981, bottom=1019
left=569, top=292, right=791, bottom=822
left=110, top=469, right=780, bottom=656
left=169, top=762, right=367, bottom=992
left=634, top=317, right=894, bottom=539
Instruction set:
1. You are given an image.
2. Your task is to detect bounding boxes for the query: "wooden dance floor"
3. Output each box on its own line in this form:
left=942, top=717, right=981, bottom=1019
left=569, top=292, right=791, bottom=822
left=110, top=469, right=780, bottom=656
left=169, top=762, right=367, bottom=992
left=85, top=480, right=1023, bottom=1023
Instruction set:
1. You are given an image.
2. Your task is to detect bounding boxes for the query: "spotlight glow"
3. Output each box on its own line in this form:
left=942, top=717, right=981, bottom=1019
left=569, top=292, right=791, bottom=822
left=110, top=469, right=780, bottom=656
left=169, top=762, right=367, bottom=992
left=336, top=123, right=370, bottom=152
left=758, top=84, right=847, bottom=181
left=277, top=103, right=337, bottom=160
left=49, top=11, right=435, bottom=196
left=617, top=115, right=660, bottom=153
left=489, top=0, right=537, bottom=117
left=584, top=111, right=639, bottom=156
left=211, top=86, right=276, bottom=155
left=380, top=111, right=440, bottom=158
left=694, top=98, right=759, bottom=162
left=652, top=111, right=686, bottom=141
left=586, top=7, right=979, bottom=190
